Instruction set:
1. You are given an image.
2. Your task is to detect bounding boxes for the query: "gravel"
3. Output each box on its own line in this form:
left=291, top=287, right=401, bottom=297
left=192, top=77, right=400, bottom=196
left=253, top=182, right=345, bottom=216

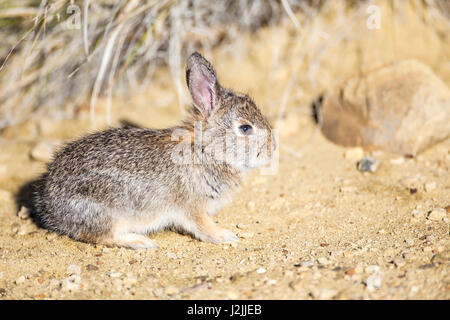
left=357, top=157, right=378, bottom=173
left=427, top=208, right=446, bottom=221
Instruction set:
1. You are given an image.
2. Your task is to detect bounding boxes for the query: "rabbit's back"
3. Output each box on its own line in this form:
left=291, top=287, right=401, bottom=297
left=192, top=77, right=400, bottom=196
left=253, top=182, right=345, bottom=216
left=33, top=128, right=181, bottom=240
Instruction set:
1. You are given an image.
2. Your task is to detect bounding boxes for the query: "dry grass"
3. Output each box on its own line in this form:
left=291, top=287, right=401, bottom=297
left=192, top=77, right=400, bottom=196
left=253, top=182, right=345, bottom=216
left=0, top=0, right=448, bottom=131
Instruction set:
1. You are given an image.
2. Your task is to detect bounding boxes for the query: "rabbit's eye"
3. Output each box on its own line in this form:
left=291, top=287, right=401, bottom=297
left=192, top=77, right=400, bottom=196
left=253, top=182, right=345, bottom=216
left=239, top=124, right=253, bottom=135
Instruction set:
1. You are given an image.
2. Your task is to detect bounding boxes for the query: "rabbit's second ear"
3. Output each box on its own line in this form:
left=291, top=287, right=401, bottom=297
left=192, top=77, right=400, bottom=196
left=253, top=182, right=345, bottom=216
left=186, top=52, right=218, bottom=118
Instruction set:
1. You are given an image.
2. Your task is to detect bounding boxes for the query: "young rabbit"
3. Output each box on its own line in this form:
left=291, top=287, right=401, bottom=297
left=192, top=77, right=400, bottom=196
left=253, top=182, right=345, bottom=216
left=33, top=52, right=275, bottom=249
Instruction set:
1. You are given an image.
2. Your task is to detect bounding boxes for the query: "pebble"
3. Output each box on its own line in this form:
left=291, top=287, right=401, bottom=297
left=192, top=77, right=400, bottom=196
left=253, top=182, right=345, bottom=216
left=344, top=147, right=364, bottom=161
left=311, top=288, right=338, bottom=300
left=17, top=206, right=30, bottom=219
left=236, top=223, right=248, bottom=230
left=46, top=233, right=58, bottom=241
left=400, top=174, right=421, bottom=189
left=365, top=273, right=382, bottom=291
left=427, top=208, right=446, bottom=221
left=227, top=291, right=239, bottom=299
left=411, top=209, right=425, bottom=218
left=345, top=268, right=356, bottom=276
left=246, top=201, right=256, bottom=211
left=107, top=272, right=122, bottom=278
left=164, top=286, right=178, bottom=296
left=123, top=274, right=138, bottom=286
left=256, top=268, right=266, bottom=274
left=297, top=260, right=315, bottom=268
left=339, top=186, right=358, bottom=193
left=15, top=276, right=26, bottom=284
left=393, top=256, right=406, bottom=267
left=431, top=251, right=450, bottom=265
left=66, top=264, right=81, bottom=276
left=239, top=232, right=254, bottom=239
left=30, top=141, right=60, bottom=162
left=317, top=257, right=331, bottom=265
left=166, top=252, right=178, bottom=259
left=357, top=157, right=378, bottom=173
left=389, top=157, right=405, bottom=165
left=62, top=276, right=81, bottom=292
left=365, top=265, right=380, bottom=274
left=86, top=264, right=98, bottom=271
left=424, top=181, right=436, bottom=192
left=17, top=222, right=37, bottom=235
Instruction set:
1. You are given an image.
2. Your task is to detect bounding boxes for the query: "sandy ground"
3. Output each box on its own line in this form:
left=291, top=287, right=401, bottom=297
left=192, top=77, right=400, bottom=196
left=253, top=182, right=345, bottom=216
left=0, top=2, right=449, bottom=300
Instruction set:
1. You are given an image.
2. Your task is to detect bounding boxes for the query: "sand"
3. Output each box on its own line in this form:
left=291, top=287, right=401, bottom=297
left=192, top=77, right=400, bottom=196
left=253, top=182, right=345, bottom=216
left=0, top=1, right=449, bottom=299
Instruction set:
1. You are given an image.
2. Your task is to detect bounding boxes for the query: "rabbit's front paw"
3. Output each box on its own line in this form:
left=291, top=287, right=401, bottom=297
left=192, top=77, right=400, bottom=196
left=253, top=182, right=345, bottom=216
left=212, top=228, right=239, bottom=244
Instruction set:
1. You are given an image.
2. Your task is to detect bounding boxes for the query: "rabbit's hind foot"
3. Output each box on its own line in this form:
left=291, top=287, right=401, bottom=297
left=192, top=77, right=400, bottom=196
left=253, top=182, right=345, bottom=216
left=100, top=232, right=157, bottom=250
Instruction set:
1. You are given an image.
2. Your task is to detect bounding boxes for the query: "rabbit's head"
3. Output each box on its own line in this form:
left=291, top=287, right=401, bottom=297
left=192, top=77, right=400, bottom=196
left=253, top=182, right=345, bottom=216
left=185, top=52, right=275, bottom=171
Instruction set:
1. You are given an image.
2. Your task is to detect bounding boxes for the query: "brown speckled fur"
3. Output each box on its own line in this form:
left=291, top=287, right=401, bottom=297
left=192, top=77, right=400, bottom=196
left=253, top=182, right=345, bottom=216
left=33, top=52, right=274, bottom=249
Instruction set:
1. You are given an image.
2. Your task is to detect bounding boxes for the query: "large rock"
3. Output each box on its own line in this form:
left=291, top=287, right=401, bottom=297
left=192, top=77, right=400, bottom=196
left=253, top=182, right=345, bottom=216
left=317, top=60, right=450, bottom=155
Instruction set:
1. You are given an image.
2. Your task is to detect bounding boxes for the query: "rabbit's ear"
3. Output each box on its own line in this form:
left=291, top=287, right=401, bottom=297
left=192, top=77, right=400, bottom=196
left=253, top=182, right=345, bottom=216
left=186, top=52, right=218, bottom=118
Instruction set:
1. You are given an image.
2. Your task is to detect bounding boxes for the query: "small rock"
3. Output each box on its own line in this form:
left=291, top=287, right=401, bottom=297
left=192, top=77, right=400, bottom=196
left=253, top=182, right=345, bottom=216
left=431, top=250, right=450, bottom=264
left=427, top=208, right=446, bottom=221
left=17, top=222, right=37, bottom=235
left=365, top=273, right=382, bottom=291
left=345, top=268, right=356, bottom=276
left=236, top=223, right=248, bottom=230
left=46, top=233, right=58, bottom=241
left=339, top=186, right=358, bottom=193
left=62, top=276, right=81, bottom=292
left=17, top=206, right=30, bottom=219
left=239, top=232, right=254, bottom=239
left=66, top=264, right=81, bottom=276
left=10, top=222, right=20, bottom=234
left=123, top=274, right=138, bottom=286
left=227, top=291, right=239, bottom=299
left=344, top=147, right=364, bottom=161
left=311, top=288, right=338, bottom=300
left=411, top=209, right=425, bottom=218
left=256, top=268, right=266, bottom=274
left=390, top=157, right=405, bottom=165
left=400, top=174, right=422, bottom=189
left=15, top=276, right=26, bottom=284
left=166, top=252, right=178, bottom=259
left=30, top=141, right=60, bottom=162
left=296, top=260, right=315, bottom=268
left=357, top=157, right=378, bottom=173
left=86, top=264, right=98, bottom=271
left=393, top=256, right=406, bottom=267
left=164, top=286, right=178, bottom=295
left=317, top=257, right=331, bottom=265
left=107, top=272, right=122, bottom=278
left=365, top=265, right=380, bottom=274
left=424, top=181, right=436, bottom=192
